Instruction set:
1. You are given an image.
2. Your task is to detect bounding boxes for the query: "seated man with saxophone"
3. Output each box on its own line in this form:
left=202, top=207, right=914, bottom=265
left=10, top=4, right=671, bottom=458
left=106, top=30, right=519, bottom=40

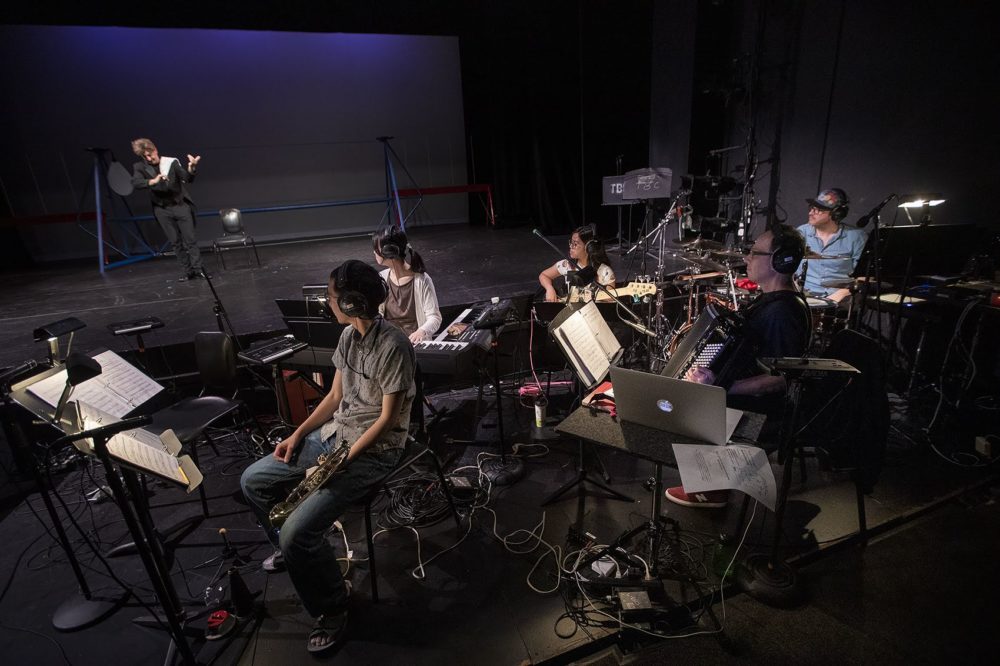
left=241, top=259, right=415, bottom=654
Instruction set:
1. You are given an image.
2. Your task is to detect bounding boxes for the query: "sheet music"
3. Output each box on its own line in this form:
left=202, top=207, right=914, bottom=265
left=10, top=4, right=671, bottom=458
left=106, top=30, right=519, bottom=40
left=552, top=302, right=622, bottom=388
left=577, top=301, right=622, bottom=361
left=557, top=314, right=609, bottom=387
left=107, top=430, right=188, bottom=486
left=159, top=156, right=178, bottom=177
left=672, top=443, right=776, bottom=511
left=26, top=350, right=163, bottom=418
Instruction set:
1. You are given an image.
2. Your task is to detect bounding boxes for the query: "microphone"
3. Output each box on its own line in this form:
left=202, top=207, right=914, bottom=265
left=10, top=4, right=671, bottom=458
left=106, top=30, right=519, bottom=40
left=621, top=318, right=657, bottom=338
left=708, top=144, right=744, bottom=156
left=856, top=193, right=896, bottom=229
left=0, top=359, right=37, bottom=386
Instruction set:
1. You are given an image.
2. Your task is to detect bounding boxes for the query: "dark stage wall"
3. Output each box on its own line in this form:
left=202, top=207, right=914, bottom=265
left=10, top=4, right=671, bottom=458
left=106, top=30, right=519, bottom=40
left=720, top=1, right=998, bottom=235
left=0, top=26, right=468, bottom=262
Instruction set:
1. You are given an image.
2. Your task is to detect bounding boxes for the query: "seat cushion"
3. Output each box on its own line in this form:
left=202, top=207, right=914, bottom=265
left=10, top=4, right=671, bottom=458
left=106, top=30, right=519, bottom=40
left=148, top=396, right=242, bottom=443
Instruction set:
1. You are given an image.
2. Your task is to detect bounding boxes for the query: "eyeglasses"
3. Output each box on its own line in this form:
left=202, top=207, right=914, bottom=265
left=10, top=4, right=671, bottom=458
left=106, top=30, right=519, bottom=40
left=568, top=241, right=582, bottom=248
left=747, top=249, right=773, bottom=257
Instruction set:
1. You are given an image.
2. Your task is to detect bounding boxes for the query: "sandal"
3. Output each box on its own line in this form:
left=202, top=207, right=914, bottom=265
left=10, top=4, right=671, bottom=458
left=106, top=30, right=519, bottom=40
left=307, top=611, right=348, bottom=654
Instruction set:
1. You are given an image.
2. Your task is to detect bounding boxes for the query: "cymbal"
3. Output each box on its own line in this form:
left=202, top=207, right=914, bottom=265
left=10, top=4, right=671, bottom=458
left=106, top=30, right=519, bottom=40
left=681, top=255, right=727, bottom=272
left=708, top=249, right=748, bottom=260
left=669, top=237, right=724, bottom=251
left=820, top=277, right=894, bottom=290
left=804, top=250, right=850, bottom=260
left=672, top=271, right=727, bottom=282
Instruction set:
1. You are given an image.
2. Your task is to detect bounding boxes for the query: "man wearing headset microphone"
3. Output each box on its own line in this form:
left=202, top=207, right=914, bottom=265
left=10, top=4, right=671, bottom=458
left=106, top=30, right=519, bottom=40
left=241, top=259, right=415, bottom=653
left=796, top=188, right=868, bottom=306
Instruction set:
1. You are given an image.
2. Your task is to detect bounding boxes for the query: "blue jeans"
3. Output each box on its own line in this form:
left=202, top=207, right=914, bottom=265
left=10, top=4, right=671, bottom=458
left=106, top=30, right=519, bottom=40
left=240, top=429, right=401, bottom=617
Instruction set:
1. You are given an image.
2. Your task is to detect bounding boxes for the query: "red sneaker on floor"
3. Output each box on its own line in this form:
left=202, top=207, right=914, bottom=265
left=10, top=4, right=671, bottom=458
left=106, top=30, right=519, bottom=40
left=664, top=486, right=730, bottom=508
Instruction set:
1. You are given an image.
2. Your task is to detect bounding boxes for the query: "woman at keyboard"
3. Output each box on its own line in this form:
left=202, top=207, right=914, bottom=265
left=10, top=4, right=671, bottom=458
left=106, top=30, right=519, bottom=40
left=538, top=224, right=616, bottom=302
left=373, top=226, right=443, bottom=344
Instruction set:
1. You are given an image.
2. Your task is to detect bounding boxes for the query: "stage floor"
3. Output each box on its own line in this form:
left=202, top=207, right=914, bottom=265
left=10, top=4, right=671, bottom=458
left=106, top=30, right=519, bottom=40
left=0, top=387, right=997, bottom=665
left=0, top=224, right=594, bottom=370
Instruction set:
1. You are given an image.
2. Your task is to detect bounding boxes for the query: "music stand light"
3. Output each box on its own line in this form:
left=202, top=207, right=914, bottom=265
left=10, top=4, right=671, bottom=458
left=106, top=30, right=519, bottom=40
left=33, top=317, right=86, bottom=364
left=53, top=353, right=102, bottom=424
left=898, top=194, right=945, bottom=225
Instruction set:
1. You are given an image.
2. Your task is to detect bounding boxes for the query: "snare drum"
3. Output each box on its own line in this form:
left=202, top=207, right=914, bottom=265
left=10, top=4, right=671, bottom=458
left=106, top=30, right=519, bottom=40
left=805, top=296, right=841, bottom=350
left=805, top=296, right=836, bottom=313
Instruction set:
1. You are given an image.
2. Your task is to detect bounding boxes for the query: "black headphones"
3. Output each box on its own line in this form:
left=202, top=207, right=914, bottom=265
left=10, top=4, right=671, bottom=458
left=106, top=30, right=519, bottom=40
left=770, top=227, right=806, bottom=275
left=331, top=260, right=388, bottom=318
left=579, top=224, right=600, bottom=255
left=829, top=189, right=850, bottom=222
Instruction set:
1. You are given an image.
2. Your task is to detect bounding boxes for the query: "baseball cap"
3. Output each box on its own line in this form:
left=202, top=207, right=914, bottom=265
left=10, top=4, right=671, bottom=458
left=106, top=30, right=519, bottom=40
left=806, top=188, right=848, bottom=210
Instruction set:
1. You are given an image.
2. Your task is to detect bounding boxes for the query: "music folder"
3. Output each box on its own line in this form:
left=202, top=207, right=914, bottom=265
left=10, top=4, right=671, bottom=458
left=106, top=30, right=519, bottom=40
left=549, top=301, right=623, bottom=390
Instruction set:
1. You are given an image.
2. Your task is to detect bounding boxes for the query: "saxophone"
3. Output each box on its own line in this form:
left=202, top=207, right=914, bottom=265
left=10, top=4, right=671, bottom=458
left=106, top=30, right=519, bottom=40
left=269, top=440, right=352, bottom=529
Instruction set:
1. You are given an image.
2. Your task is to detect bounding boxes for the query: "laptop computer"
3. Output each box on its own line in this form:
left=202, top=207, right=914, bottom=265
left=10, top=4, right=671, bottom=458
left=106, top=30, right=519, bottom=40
left=609, top=366, right=742, bottom=445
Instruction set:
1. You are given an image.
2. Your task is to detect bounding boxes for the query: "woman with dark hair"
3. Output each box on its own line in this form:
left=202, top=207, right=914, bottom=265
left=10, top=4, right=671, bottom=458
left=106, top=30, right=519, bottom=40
left=538, top=225, right=616, bottom=302
left=373, top=227, right=442, bottom=344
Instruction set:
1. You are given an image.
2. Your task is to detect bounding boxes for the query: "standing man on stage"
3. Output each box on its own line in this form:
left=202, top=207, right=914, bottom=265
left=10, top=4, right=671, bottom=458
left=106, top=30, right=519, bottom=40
left=241, top=259, right=414, bottom=653
left=795, top=188, right=867, bottom=304
left=130, top=138, right=206, bottom=280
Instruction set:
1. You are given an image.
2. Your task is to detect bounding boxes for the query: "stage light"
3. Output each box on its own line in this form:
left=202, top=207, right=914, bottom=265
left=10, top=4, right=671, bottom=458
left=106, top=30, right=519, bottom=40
left=33, top=317, right=86, bottom=364
left=220, top=207, right=242, bottom=232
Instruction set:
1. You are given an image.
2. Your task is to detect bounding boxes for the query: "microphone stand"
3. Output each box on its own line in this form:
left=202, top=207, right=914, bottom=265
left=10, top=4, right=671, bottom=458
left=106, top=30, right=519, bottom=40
left=201, top=269, right=243, bottom=351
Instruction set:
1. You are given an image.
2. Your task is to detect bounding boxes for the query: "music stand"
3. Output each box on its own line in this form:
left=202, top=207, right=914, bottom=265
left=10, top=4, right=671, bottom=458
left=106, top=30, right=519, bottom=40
left=1, top=367, right=128, bottom=632
left=542, top=302, right=633, bottom=505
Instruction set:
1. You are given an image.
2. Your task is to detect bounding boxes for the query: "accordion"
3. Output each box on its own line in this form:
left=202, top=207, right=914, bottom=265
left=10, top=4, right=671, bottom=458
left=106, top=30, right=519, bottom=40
left=660, top=303, right=751, bottom=388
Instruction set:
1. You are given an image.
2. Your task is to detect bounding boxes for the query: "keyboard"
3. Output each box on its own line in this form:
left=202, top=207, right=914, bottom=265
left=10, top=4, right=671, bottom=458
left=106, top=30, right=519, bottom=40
left=107, top=316, right=164, bottom=336
left=238, top=335, right=309, bottom=365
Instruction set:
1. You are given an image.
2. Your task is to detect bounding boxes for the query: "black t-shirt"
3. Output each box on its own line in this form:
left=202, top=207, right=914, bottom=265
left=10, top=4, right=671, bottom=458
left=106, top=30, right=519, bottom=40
left=728, top=289, right=810, bottom=421
left=742, top=290, right=811, bottom=361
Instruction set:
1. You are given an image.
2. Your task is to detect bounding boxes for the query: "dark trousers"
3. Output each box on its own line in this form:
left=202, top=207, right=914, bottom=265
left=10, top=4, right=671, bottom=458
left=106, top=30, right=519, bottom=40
left=154, top=203, right=202, bottom=274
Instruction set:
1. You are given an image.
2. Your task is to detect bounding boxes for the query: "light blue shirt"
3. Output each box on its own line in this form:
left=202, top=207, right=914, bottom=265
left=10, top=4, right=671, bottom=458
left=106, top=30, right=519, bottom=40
left=796, top=223, right=868, bottom=297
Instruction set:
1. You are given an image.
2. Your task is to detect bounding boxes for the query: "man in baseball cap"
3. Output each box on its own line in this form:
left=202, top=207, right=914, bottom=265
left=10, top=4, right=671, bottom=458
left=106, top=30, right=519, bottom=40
left=796, top=188, right=868, bottom=305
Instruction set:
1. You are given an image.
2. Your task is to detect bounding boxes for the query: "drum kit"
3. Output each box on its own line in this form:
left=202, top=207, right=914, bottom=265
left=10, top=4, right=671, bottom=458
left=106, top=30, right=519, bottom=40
left=620, top=233, right=855, bottom=368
